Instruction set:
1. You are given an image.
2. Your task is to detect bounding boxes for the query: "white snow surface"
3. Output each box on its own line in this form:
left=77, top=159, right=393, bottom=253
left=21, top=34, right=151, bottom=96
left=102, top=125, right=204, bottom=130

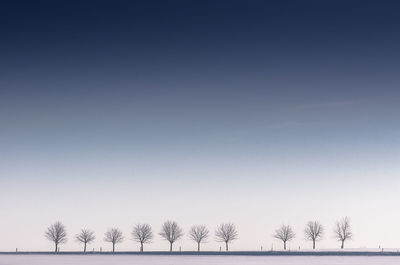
left=1, top=255, right=400, bottom=265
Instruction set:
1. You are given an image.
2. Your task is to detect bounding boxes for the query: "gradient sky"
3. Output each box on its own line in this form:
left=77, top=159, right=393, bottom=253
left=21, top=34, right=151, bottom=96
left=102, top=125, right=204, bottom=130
left=0, top=0, right=400, bottom=252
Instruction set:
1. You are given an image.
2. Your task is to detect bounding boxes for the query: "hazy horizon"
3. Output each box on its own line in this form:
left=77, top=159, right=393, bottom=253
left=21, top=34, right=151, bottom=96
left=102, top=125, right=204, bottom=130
left=1, top=0, right=400, bottom=252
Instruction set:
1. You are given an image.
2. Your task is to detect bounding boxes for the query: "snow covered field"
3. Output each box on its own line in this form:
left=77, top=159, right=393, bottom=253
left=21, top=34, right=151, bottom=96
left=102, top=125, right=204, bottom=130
left=1, top=255, right=400, bottom=265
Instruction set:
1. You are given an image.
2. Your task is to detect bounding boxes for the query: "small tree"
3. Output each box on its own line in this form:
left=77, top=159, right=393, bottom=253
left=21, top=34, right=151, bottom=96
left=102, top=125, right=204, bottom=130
left=334, top=216, right=353, bottom=249
left=159, top=220, right=184, bottom=251
left=104, top=228, right=124, bottom=252
left=273, top=224, right=295, bottom=250
left=304, top=221, right=324, bottom=249
left=188, top=225, right=209, bottom=251
left=45, top=221, right=67, bottom=252
left=75, top=229, right=96, bottom=252
left=132, top=223, right=153, bottom=252
left=215, top=223, right=238, bottom=251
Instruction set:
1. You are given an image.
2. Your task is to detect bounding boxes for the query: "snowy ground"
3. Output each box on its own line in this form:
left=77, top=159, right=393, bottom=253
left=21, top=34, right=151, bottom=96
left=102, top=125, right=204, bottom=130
left=1, top=255, right=400, bottom=265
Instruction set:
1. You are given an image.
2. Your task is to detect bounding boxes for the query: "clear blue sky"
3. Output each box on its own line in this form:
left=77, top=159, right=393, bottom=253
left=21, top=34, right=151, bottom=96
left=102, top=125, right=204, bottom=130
left=0, top=0, right=399, bottom=251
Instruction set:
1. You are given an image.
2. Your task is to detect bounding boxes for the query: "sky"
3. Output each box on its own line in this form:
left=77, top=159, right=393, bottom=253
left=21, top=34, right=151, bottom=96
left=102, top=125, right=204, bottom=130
left=0, top=0, right=400, bottom=252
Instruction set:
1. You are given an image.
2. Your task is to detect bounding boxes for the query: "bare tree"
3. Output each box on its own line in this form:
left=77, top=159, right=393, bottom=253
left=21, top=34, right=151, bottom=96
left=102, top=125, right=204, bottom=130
left=75, top=229, right=95, bottom=252
left=334, top=216, right=353, bottom=249
left=45, top=221, right=67, bottom=252
left=159, top=220, right=184, bottom=251
left=132, top=223, right=153, bottom=252
left=273, top=224, right=295, bottom=250
left=104, top=228, right=124, bottom=252
left=188, top=225, right=209, bottom=251
left=215, top=223, right=238, bottom=251
left=304, top=221, right=324, bottom=249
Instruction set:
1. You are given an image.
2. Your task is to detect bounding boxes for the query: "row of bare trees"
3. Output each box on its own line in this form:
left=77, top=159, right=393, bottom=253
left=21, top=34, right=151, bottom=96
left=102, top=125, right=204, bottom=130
left=273, top=217, right=353, bottom=250
left=45, top=217, right=352, bottom=253
left=45, top=221, right=238, bottom=253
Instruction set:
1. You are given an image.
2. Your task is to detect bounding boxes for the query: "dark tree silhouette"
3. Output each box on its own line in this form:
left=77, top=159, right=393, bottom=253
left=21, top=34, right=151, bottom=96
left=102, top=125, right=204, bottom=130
left=215, top=223, right=238, bottom=251
left=188, top=225, right=209, bottom=251
left=334, top=216, right=353, bottom=249
left=304, top=221, right=324, bottom=249
left=75, top=229, right=95, bottom=252
left=104, top=228, right=124, bottom=252
left=45, top=221, right=67, bottom=252
left=273, top=224, right=295, bottom=250
left=132, top=223, right=153, bottom=252
left=159, top=220, right=184, bottom=251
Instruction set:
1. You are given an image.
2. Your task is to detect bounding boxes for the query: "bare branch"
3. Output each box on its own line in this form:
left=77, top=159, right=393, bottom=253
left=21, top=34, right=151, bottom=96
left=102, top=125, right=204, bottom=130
left=304, top=221, right=324, bottom=249
left=104, top=228, right=124, bottom=252
left=333, top=216, right=353, bottom=249
left=132, top=223, right=153, bottom=252
left=215, top=223, right=238, bottom=251
left=273, top=224, right=295, bottom=250
left=188, top=225, right=209, bottom=251
left=45, top=221, right=67, bottom=253
left=159, top=220, right=184, bottom=251
left=75, top=229, right=95, bottom=252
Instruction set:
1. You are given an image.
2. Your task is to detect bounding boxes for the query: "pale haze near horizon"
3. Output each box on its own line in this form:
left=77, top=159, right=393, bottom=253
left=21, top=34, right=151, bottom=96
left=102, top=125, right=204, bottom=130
left=1, top=99, right=399, bottom=251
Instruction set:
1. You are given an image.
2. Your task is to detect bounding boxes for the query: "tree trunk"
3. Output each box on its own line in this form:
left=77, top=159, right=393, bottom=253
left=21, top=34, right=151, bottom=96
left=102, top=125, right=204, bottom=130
left=112, top=242, right=115, bottom=253
left=55, top=243, right=58, bottom=253
left=284, top=241, right=286, bottom=250
left=313, top=240, right=315, bottom=249
left=341, top=240, right=344, bottom=249
left=225, top=242, right=228, bottom=251
left=170, top=242, right=173, bottom=252
left=84, top=243, right=87, bottom=253
left=140, top=242, right=143, bottom=252
left=198, top=242, right=200, bottom=252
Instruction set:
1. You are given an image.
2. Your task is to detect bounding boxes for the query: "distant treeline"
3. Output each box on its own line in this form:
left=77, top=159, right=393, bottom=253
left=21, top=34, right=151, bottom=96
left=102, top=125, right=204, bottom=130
left=44, top=217, right=352, bottom=253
